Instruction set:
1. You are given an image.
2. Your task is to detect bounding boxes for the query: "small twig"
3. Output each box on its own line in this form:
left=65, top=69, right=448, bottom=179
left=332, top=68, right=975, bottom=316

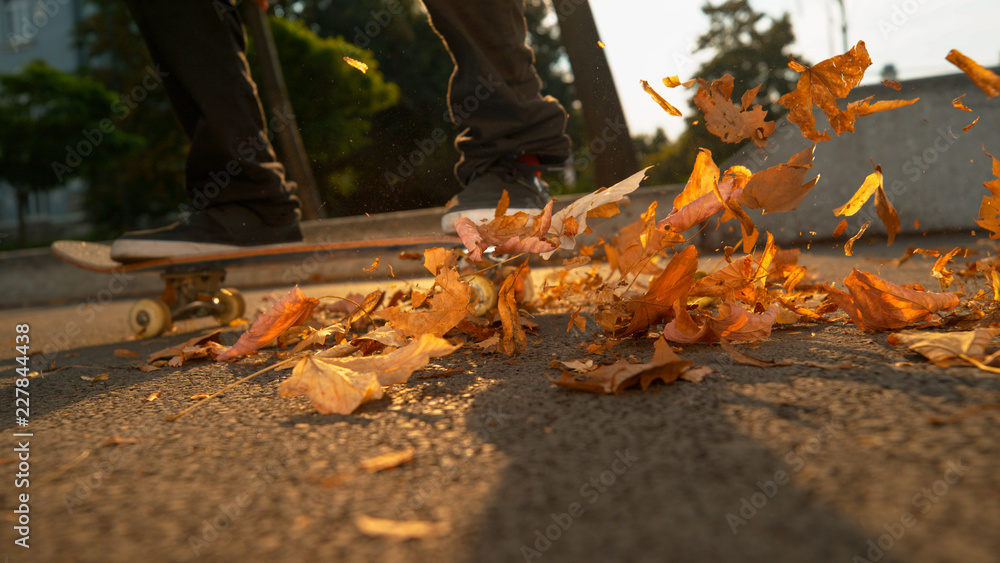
left=958, top=353, right=1000, bottom=374
left=929, top=403, right=1000, bottom=425
left=165, top=356, right=297, bottom=422
left=35, top=449, right=91, bottom=486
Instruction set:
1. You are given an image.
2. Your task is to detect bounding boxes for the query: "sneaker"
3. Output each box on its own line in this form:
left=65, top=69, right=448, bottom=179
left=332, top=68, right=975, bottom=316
left=441, top=155, right=550, bottom=234
left=110, top=204, right=303, bottom=263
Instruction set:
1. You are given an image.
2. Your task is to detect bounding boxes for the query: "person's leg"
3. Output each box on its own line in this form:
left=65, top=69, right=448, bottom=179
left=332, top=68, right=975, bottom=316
left=112, top=0, right=301, bottom=261
left=423, top=0, right=571, bottom=231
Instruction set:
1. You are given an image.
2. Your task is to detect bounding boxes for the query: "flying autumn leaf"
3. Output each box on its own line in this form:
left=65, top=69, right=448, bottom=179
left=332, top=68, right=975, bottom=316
left=498, top=262, right=529, bottom=356
left=832, top=96, right=919, bottom=135
left=826, top=269, right=959, bottom=331
left=454, top=202, right=557, bottom=261
left=952, top=94, right=973, bottom=112
left=550, top=336, right=692, bottom=394
left=931, top=247, right=965, bottom=291
left=343, top=56, right=368, bottom=74
left=833, top=219, right=849, bottom=237
left=692, top=74, right=775, bottom=148
left=621, top=245, right=698, bottom=337
left=690, top=233, right=775, bottom=305
left=882, top=79, right=902, bottom=91
left=376, top=268, right=471, bottom=338
left=641, top=79, right=682, bottom=116
left=739, top=145, right=820, bottom=214
left=217, top=287, right=318, bottom=361
left=778, top=41, right=878, bottom=142
left=873, top=179, right=900, bottom=246
left=963, top=117, right=980, bottom=133
left=605, top=202, right=684, bottom=276
left=844, top=221, right=870, bottom=257
left=975, top=147, right=1000, bottom=238
left=833, top=162, right=899, bottom=245
left=888, top=329, right=1000, bottom=367
left=946, top=49, right=1000, bottom=98
left=545, top=168, right=650, bottom=257
left=355, top=516, right=451, bottom=540
left=662, top=301, right=779, bottom=344
left=711, top=167, right=758, bottom=253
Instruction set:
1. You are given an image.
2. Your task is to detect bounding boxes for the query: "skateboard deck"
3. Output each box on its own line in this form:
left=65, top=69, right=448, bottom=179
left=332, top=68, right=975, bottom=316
left=51, top=236, right=472, bottom=337
left=51, top=236, right=464, bottom=274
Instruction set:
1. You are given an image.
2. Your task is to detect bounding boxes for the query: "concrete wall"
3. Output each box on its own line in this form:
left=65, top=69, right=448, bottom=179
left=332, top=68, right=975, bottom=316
left=706, top=69, right=1000, bottom=248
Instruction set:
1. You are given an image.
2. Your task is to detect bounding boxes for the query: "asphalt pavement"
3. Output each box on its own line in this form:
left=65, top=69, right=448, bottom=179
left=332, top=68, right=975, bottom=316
left=2, top=232, right=999, bottom=562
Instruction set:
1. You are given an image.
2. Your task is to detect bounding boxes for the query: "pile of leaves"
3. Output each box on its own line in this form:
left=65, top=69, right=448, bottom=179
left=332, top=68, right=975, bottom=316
left=148, top=43, right=1000, bottom=417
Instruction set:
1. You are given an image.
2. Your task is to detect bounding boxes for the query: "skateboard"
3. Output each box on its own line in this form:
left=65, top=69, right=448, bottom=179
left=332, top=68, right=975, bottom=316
left=51, top=236, right=514, bottom=338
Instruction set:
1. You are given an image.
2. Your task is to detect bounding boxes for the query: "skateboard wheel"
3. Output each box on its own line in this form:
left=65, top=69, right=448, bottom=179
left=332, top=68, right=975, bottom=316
left=129, top=298, right=172, bottom=338
left=214, top=288, right=245, bottom=325
left=467, top=274, right=498, bottom=317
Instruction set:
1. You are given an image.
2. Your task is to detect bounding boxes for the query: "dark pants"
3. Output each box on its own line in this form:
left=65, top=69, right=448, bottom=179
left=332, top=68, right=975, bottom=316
left=123, top=0, right=300, bottom=228
left=125, top=0, right=570, bottom=215
left=423, top=0, right=572, bottom=184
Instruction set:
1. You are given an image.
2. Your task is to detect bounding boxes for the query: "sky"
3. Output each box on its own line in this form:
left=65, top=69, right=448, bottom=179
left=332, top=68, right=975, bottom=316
left=586, top=0, right=1000, bottom=138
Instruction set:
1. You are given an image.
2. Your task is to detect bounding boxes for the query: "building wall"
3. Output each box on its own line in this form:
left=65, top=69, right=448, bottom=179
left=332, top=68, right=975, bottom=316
left=704, top=70, right=1000, bottom=248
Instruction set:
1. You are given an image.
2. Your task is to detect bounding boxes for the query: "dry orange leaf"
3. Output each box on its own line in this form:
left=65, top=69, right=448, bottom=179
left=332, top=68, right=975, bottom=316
left=498, top=262, right=529, bottom=356
left=343, top=56, right=368, bottom=74
left=826, top=269, right=959, bottom=331
left=279, top=334, right=460, bottom=414
left=882, top=79, right=902, bottom=90
left=454, top=202, right=556, bottom=261
left=376, top=268, right=471, bottom=338
left=834, top=163, right=882, bottom=217
left=217, top=287, right=318, bottom=361
left=739, top=145, right=820, bottom=214
left=777, top=41, right=872, bottom=142
left=114, top=349, right=139, bottom=358
left=975, top=147, right=1000, bottom=238
left=355, top=515, right=451, bottom=540
left=833, top=96, right=919, bottom=135
left=888, top=329, right=1000, bottom=367
left=640, top=79, right=682, bottom=116
left=663, top=301, right=779, bottom=344
left=952, top=94, right=973, bottom=112
left=149, top=330, right=223, bottom=364
left=605, top=201, right=683, bottom=276
left=946, top=49, right=1000, bottom=98
left=963, top=116, right=980, bottom=133
left=621, top=245, right=698, bottom=337
left=546, top=168, right=650, bottom=256
left=833, top=219, right=849, bottom=238
left=931, top=247, right=964, bottom=291
left=550, top=336, right=691, bottom=394
left=873, top=178, right=900, bottom=246
left=691, top=233, right=775, bottom=305
left=844, top=221, right=870, bottom=257
left=692, top=74, right=776, bottom=148
left=359, top=448, right=415, bottom=473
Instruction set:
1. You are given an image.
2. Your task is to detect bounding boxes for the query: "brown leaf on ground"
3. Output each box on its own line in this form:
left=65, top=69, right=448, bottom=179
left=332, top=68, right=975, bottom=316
left=739, top=145, right=820, bottom=214
left=114, top=349, right=139, bottom=358
left=217, top=287, right=318, bottom=361
left=692, top=74, right=775, bottom=147
left=946, top=49, right=1000, bottom=98
left=976, top=147, right=1000, bottom=238
left=280, top=356, right=383, bottom=415
left=376, top=268, right=471, bottom=338
left=355, top=515, right=451, bottom=541
left=826, top=269, right=960, bottom=331
left=359, top=448, right=416, bottom=473
left=317, top=333, right=460, bottom=386
left=691, top=233, right=775, bottom=305
left=952, top=94, right=973, bottom=112
left=621, top=245, right=698, bottom=337
left=149, top=330, right=222, bottom=362
left=888, top=329, right=1000, bottom=367
left=833, top=219, right=849, bottom=237
left=641, top=79, right=682, bottom=116
left=102, top=435, right=141, bottom=447
left=346, top=290, right=385, bottom=327
left=550, top=336, right=692, bottom=394
left=350, top=326, right=409, bottom=354
left=662, top=301, right=779, bottom=344
left=498, top=262, right=529, bottom=356
left=720, top=339, right=854, bottom=369
left=777, top=41, right=873, bottom=142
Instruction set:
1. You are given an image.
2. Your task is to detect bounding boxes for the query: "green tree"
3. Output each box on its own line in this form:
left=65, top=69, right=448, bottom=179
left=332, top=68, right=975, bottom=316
left=642, top=0, right=803, bottom=185
left=248, top=16, right=400, bottom=216
left=0, top=61, right=142, bottom=247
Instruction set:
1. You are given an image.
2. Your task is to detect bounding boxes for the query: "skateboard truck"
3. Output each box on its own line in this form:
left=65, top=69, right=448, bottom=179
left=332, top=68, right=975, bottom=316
left=129, top=268, right=245, bottom=337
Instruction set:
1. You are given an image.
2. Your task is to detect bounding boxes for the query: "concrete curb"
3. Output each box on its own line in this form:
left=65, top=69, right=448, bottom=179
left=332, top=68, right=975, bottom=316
left=0, top=183, right=683, bottom=309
